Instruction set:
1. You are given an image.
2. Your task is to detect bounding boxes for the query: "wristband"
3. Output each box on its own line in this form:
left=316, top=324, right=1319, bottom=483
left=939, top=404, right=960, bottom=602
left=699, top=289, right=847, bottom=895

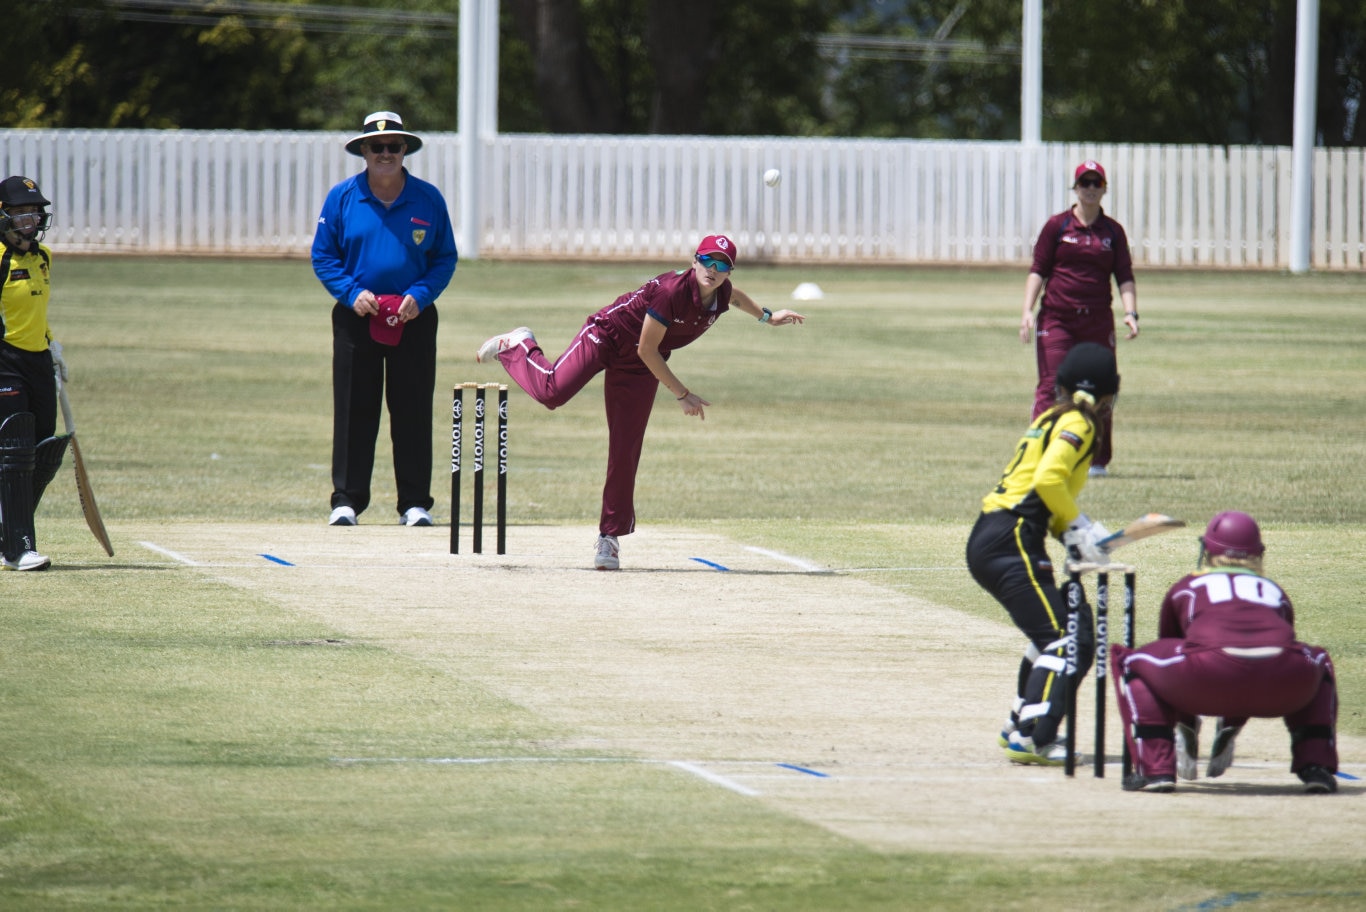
left=1125, top=311, right=1139, bottom=321
left=676, top=390, right=689, bottom=400
left=758, top=307, right=772, bottom=323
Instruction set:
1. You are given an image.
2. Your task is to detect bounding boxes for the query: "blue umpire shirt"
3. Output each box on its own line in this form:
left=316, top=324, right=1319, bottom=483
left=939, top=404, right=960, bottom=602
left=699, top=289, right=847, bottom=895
left=311, top=169, right=458, bottom=310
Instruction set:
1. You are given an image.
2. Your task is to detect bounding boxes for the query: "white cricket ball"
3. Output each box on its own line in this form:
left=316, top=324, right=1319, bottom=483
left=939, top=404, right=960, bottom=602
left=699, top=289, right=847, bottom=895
left=763, top=168, right=782, bottom=188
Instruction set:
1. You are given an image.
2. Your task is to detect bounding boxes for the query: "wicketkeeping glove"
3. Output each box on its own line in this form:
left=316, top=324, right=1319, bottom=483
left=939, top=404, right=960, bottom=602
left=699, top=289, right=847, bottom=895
left=50, top=340, right=69, bottom=382
left=1062, top=514, right=1111, bottom=564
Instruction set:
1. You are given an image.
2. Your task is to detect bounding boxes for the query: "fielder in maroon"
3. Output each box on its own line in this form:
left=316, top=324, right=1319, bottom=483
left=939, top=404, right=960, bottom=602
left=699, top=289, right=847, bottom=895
left=1021, top=160, right=1139, bottom=475
left=1111, top=511, right=1339, bottom=794
left=475, top=235, right=805, bottom=570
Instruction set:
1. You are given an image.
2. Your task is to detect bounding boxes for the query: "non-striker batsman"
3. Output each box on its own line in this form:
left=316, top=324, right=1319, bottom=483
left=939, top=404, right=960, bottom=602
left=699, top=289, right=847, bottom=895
left=0, top=175, right=70, bottom=571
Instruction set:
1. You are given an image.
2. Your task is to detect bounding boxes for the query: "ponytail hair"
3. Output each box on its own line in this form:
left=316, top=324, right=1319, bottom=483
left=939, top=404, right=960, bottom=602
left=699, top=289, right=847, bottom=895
left=1049, top=385, right=1107, bottom=423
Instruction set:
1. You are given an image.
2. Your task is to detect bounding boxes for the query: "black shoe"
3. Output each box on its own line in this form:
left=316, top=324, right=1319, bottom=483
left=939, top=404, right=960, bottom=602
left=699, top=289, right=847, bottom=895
left=1298, top=765, right=1338, bottom=794
left=1123, top=773, right=1176, bottom=793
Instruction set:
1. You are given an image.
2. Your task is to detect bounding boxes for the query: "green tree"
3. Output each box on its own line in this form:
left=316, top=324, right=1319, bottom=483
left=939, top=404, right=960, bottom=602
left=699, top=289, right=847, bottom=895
left=5, top=1, right=1361, bottom=145
left=818, top=0, right=1363, bottom=145
left=3, top=1, right=317, bottom=128
left=1, top=1, right=459, bottom=131
left=502, top=0, right=852, bottom=134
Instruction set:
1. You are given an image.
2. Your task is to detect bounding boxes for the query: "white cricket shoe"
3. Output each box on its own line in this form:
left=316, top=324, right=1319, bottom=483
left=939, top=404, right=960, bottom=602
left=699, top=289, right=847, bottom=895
left=1176, top=719, right=1201, bottom=780
left=329, top=506, right=357, bottom=526
left=593, top=534, right=620, bottom=571
left=399, top=506, right=433, bottom=527
left=1206, top=719, right=1242, bottom=778
left=2, top=549, right=51, bottom=571
left=476, top=327, right=535, bottom=363
left=998, top=697, right=1026, bottom=748
left=1004, top=731, right=1068, bottom=766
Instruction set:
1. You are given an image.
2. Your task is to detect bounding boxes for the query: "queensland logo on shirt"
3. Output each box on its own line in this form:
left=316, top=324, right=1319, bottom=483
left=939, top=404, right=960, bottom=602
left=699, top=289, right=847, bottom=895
left=410, top=216, right=430, bottom=246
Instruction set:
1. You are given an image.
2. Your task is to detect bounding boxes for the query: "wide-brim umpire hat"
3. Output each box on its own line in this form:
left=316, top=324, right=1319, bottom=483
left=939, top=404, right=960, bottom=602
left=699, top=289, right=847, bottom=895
left=345, top=111, right=424, bottom=157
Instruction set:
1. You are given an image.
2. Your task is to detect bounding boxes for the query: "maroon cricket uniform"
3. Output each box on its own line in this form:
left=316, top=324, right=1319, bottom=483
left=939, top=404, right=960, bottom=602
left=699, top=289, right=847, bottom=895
left=497, top=268, right=731, bottom=536
left=1029, top=207, right=1134, bottom=467
left=1111, top=568, right=1338, bottom=781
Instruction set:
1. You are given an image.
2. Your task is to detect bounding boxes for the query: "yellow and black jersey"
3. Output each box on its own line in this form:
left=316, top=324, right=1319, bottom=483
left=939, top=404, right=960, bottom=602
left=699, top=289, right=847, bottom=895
left=0, top=242, right=53, bottom=352
left=981, top=406, right=1097, bottom=538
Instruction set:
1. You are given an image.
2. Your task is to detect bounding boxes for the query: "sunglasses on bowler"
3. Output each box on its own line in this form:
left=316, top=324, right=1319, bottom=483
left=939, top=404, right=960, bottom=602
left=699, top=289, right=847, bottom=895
left=366, top=142, right=406, bottom=154
left=1077, top=178, right=1104, bottom=189
left=695, top=255, right=732, bottom=272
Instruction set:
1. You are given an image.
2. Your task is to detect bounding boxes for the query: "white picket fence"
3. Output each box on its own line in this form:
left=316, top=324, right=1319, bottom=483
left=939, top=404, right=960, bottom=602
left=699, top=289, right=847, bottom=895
left=2, top=129, right=1364, bottom=269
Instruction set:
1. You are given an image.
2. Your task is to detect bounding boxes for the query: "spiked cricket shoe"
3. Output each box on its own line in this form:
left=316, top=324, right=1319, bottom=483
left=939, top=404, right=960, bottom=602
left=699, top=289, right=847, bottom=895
left=1004, top=731, right=1068, bottom=766
left=476, top=327, right=534, bottom=363
left=2, top=549, right=51, bottom=571
left=593, top=534, right=620, bottom=571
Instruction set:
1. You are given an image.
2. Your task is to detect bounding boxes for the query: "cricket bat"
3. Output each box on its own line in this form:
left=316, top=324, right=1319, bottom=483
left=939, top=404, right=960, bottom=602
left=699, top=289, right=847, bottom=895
left=56, top=372, right=114, bottom=557
left=1099, top=513, right=1185, bottom=551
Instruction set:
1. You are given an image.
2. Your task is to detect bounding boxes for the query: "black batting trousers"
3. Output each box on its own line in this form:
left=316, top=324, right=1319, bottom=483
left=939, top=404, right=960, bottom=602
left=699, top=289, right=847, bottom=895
left=331, top=302, right=437, bottom=518
left=966, top=510, right=1067, bottom=651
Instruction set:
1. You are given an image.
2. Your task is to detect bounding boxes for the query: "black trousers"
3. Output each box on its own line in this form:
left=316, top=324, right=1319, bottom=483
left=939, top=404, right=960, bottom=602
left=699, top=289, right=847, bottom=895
left=0, top=342, right=57, bottom=441
left=966, top=510, right=1066, bottom=650
left=331, top=302, right=437, bottom=517
left=967, top=509, right=1093, bottom=744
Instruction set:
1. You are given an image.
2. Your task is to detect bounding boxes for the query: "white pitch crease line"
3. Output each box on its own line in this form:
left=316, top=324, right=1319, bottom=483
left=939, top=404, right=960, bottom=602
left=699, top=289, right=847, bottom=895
left=839, top=566, right=963, bottom=573
left=138, top=541, right=203, bottom=566
left=332, top=755, right=765, bottom=797
left=668, top=760, right=762, bottom=796
left=743, top=546, right=825, bottom=573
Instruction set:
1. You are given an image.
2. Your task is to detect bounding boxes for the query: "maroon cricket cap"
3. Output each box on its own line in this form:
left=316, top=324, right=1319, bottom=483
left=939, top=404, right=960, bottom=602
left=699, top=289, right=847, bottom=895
left=1074, top=160, right=1107, bottom=184
left=695, top=234, right=738, bottom=266
left=369, top=295, right=405, bottom=345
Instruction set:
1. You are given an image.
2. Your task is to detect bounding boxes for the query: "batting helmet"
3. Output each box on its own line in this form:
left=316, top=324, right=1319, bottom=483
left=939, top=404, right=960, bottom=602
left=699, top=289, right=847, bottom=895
left=0, top=175, right=53, bottom=242
left=1056, top=342, right=1120, bottom=398
left=1201, top=511, right=1265, bottom=560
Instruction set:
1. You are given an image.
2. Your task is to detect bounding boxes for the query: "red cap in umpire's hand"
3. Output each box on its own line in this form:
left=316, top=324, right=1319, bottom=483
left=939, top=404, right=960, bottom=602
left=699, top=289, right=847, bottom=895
left=369, top=295, right=405, bottom=345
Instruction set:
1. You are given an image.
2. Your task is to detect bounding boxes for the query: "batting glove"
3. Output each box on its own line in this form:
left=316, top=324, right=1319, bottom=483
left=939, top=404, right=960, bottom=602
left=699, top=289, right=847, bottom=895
left=1062, top=514, right=1111, bottom=564
left=50, top=340, right=69, bottom=382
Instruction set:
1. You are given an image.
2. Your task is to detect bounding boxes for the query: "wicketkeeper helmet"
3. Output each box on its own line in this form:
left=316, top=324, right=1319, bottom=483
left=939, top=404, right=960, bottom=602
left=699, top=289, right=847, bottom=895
left=1201, top=510, right=1265, bottom=560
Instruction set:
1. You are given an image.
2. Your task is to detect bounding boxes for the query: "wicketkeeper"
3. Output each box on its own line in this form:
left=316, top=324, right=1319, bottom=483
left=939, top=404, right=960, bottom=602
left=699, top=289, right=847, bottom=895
left=0, top=175, right=70, bottom=571
left=1111, top=511, right=1339, bottom=794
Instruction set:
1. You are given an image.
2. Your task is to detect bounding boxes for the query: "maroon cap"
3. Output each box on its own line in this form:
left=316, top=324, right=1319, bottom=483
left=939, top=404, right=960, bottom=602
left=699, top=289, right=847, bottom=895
left=1074, top=160, right=1106, bottom=184
left=696, top=234, right=738, bottom=266
left=369, top=295, right=405, bottom=345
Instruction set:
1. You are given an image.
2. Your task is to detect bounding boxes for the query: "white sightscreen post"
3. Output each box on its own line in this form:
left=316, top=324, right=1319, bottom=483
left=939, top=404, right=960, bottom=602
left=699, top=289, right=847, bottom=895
left=459, top=0, right=499, bottom=259
left=1289, top=0, right=1319, bottom=274
left=1021, top=0, right=1042, bottom=145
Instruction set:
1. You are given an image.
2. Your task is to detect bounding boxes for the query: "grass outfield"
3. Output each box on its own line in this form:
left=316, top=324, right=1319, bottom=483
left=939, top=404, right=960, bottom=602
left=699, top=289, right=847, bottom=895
left=1, top=257, right=1363, bottom=909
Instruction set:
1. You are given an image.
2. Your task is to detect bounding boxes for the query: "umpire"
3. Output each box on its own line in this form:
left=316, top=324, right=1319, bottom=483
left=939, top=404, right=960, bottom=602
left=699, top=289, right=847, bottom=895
left=311, top=112, right=458, bottom=527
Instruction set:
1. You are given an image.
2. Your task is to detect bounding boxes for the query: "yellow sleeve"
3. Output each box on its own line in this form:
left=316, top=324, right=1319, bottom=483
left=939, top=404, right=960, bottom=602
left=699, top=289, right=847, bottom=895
left=1036, top=410, right=1096, bottom=537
